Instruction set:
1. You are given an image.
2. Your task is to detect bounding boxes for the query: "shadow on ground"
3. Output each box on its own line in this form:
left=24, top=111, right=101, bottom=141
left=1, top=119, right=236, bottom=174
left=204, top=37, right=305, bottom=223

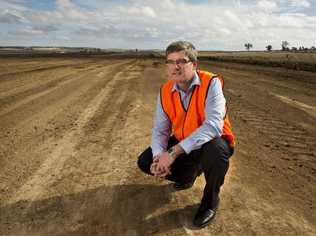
left=0, top=183, right=199, bottom=235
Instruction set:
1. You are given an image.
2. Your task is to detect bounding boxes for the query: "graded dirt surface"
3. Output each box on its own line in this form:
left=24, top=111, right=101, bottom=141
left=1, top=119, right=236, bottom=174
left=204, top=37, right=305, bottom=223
left=0, top=56, right=315, bottom=235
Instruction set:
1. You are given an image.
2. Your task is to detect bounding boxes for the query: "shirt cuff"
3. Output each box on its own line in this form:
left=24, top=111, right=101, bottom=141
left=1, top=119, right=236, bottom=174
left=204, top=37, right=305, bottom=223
left=178, top=138, right=194, bottom=154
left=151, top=146, right=164, bottom=157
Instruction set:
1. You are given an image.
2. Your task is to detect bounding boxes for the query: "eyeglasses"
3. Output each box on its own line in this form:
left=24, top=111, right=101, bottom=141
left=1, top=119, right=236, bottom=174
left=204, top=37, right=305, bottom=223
left=165, top=58, right=192, bottom=66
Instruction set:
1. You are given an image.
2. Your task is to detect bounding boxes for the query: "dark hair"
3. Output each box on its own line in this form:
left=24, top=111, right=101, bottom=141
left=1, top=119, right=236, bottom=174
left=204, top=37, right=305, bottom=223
left=166, top=41, right=198, bottom=62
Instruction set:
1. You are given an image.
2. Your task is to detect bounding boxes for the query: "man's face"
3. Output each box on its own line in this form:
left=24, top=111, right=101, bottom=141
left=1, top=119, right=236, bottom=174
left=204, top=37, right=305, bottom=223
left=166, top=50, right=197, bottom=84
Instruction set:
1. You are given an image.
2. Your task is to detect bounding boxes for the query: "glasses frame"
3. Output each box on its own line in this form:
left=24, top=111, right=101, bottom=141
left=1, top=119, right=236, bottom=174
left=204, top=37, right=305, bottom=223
left=165, top=58, right=192, bottom=67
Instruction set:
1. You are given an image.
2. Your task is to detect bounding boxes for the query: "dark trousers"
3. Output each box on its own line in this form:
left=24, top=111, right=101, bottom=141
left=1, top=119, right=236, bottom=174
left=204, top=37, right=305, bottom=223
left=137, top=136, right=234, bottom=209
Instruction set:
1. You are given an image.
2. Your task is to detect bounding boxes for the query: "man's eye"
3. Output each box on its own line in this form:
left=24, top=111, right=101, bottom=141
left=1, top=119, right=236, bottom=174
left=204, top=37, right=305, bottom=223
left=165, top=60, right=175, bottom=64
left=178, top=59, right=187, bottom=64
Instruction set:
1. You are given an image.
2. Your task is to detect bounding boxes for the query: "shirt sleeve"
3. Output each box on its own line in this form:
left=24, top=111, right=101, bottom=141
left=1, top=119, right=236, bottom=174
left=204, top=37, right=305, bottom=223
left=150, top=92, right=172, bottom=157
left=178, top=77, right=226, bottom=154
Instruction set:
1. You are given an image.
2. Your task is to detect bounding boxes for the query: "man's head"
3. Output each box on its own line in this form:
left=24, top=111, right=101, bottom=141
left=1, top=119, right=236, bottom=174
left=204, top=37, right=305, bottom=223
left=165, top=41, right=198, bottom=88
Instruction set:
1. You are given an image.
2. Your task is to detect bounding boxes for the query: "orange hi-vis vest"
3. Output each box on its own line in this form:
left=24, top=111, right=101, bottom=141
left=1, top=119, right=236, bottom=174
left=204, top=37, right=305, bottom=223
left=160, top=70, right=235, bottom=147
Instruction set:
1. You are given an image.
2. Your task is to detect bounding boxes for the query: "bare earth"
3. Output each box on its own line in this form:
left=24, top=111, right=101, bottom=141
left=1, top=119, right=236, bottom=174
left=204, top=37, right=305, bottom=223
left=0, top=56, right=315, bottom=236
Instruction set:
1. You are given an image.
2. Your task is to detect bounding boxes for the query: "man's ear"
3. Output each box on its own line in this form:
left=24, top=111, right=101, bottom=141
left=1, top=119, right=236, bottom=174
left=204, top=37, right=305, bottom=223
left=192, top=61, right=198, bottom=70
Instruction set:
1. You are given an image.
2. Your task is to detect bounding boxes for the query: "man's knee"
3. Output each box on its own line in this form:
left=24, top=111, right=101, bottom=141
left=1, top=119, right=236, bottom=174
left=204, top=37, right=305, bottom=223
left=137, top=156, right=149, bottom=174
left=201, top=137, right=233, bottom=164
left=137, top=147, right=153, bottom=175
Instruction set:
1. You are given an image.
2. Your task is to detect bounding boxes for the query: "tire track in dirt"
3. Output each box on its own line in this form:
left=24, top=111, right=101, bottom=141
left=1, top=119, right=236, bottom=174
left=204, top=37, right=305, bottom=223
left=0, top=61, right=99, bottom=97
left=0, top=59, right=145, bottom=236
left=6, top=60, right=139, bottom=204
left=54, top=62, right=145, bottom=192
left=229, top=92, right=316, bottom=178
left=0, top=59, right=134, bottom=203
left=212, top=64, right=316, bottom=177
left=0, top=60, right=128, bottom=130
left=0, top=60, right=95, bottom=79
left=0, top=61, right=116, bottom=117
left=0, top=73, right=83, bottom=117
left=222, top=91, right=315, bottom=235
left=199, top=61, right=316, bottom=235
left=272, top=93, right=316, bottom=119
left=0, top=58, right=86, bottom=76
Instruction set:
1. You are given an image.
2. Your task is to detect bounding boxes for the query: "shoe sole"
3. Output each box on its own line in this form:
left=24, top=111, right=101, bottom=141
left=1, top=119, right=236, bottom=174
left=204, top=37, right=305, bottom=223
left=193, top=211, right=217, bottom=228
left=193, top=199, right=220, bottom=228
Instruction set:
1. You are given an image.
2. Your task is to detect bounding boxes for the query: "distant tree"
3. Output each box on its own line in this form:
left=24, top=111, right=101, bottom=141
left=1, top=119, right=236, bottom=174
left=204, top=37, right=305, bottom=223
left=299, top=46, right=309, bottom=51
left=282, top=41, right=289, bottom=51
left=311, top=46, right=316, bottom=50
left=291, top=47, right=297, bottom=51
left=244, top=43, right=253, bottom=51
left=266, top=45, right=272, bottom=51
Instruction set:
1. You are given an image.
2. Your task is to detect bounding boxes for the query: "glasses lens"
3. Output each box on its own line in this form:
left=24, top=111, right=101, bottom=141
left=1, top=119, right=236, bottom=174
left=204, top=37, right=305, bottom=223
left=165, top=59, right=190, bottom=66
left=178, top=59, right=189, bottom=64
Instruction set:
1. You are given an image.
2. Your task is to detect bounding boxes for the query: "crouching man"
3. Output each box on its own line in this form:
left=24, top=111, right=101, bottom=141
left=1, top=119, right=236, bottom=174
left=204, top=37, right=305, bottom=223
left=137, top=41, right=235, bottom=228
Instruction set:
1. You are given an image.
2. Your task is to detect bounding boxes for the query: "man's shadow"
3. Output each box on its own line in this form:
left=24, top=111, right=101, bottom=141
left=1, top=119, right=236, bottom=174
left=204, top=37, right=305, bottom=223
left=0, top=183, right=199, bottom=235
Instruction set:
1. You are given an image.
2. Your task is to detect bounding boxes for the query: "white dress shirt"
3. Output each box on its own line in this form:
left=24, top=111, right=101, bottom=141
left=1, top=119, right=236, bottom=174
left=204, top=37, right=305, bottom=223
left=151, top=71, right=226, bottom=156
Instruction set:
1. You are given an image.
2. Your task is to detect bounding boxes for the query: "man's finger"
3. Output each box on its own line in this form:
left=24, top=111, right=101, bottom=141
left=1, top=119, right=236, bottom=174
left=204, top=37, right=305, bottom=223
left=153, top=166, right=166, bottom=176
left=156, top=167, right=171, bottom=177
left=157, top=170, right=170, bottom=177
left=161, top=165, right=171, bottom=175
left=150, top=163, right=158, bottom=174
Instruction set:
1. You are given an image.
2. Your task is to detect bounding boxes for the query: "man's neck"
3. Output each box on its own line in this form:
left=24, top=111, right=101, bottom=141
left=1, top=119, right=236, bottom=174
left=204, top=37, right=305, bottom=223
left=177, top=81, right=191, bottom=92
left=177, top=76, right=195, bottom=92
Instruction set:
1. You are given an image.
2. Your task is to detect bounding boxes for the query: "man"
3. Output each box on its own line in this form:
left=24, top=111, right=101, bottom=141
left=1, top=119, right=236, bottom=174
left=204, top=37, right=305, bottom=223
left=137, top=41, right=235, bottom=228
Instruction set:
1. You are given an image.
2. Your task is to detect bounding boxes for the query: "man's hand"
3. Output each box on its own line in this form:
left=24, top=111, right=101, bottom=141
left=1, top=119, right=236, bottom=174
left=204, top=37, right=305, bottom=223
left=150, top=156, right=162, bottom=176
left=150, top=144, right=185, bottom=177
left=150, top=152, right=173, bottom=177
left=156, top=152, right=174, bottom=176
left=150, top=162, right=168, bottom=177
left=150, top=157, right=165, bottom=176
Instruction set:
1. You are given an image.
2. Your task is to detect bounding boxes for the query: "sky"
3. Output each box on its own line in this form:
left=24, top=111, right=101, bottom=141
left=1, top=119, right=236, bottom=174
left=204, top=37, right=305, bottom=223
left=0, top=0, right=315, bottom=50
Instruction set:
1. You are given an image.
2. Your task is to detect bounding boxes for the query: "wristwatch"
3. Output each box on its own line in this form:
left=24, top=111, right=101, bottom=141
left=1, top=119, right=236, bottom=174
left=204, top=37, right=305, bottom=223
left=167, top=146, right=176, bottom=161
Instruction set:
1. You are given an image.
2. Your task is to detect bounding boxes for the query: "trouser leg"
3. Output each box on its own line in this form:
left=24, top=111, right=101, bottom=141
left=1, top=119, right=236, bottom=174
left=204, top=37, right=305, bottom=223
left=198, top=137, right=234, bottom=209
left=137, top=136, right=179, bottom=175
left=165, top=151, right=199, bottom=184
left=137, top=137, right=198, bottom=184
left=137, top=136, right=234, bottom=209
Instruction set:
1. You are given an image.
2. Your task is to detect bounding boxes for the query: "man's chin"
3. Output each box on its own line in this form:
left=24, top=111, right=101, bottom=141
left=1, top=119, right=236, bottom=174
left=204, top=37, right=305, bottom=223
left=170, top=76, right=184, bottom=83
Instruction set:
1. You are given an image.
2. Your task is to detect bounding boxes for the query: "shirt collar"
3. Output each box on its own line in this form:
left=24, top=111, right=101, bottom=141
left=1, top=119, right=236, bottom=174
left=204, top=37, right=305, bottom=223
left=171, top=71, right=201, bottom=92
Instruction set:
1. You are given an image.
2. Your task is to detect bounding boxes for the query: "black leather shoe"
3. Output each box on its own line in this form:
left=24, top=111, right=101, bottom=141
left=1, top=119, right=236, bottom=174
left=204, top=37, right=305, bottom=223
left=173, top=180, right=194, bottom=191
left=193, top=201, right=219, bottom=228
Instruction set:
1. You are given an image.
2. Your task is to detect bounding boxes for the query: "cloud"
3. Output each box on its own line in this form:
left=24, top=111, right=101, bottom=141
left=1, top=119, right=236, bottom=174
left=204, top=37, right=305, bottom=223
left=257, top=0, right=278, bottom=12
left=0, top=0, right=315, bottom=50
left=119, top=5, right=157, bottom=18
left=0, top=0, right=28, bottom=11
left=289, top=0, right=311, bottom=9
left=9, top=25, right=58, bottom=37
left=0, top=10, right=25, bottom=23
left=56, top=0, right=74, bottom=9
left=75, top=25, right=119, bottom=37
left=32, top=25, right=59, bottom=33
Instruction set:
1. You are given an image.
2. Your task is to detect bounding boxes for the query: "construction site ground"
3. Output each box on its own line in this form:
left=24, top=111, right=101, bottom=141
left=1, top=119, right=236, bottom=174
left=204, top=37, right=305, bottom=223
left=0, top=56, right=315, bottom=235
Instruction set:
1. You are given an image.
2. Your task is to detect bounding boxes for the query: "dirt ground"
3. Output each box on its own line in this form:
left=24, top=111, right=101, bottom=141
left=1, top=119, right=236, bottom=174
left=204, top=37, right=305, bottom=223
left=0, top=56, right=315, bottom=236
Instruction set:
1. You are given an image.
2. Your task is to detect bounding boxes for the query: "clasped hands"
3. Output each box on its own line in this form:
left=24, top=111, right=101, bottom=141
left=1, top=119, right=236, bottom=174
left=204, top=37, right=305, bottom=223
left=150, top=151, right=174, bottom=177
